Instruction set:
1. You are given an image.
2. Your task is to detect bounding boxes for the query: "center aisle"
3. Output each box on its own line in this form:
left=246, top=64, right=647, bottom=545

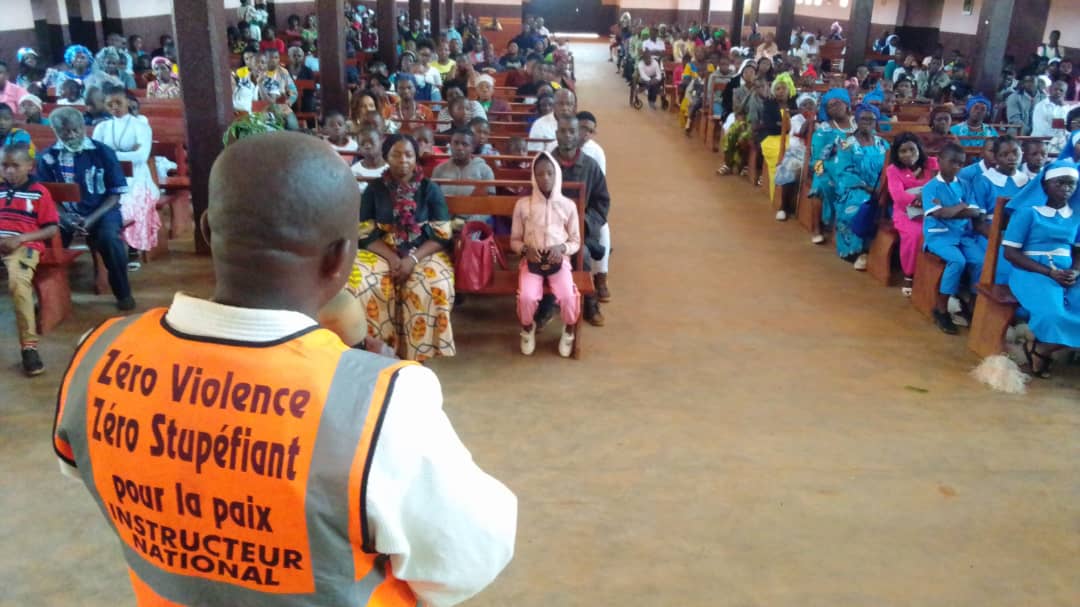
left=432, top=42, right=1080, bottom=606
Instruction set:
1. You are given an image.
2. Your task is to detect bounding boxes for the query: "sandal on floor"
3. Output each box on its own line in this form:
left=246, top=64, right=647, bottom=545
left=901, top=277, right=913, bottom=297
left=739, top=167, right=749, bottom=177
left=716, top=165, right=731, bottom=176
left=1025, top=341, right=1053, bottom=379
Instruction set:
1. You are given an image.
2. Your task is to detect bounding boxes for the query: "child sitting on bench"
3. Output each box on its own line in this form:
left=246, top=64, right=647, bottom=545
left=349, top=125, right=387, bottom=194
left=921, top=143, right=986, bottom=335
left=322, top=110, right=357, bottom=153
left=469, top=117, right=498, bottom=156
left=1020, top=139, right=1047, bottom=181
left=0, top=143, right=59, bottom=376
left=511, top=151, right=581, bottom=358
left=971, top=135, right=1028, bottom=225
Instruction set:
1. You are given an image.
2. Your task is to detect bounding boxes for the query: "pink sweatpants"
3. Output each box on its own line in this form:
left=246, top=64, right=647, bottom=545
left=517, top=259, right=580, bottom=326
left=893, top=213, right=923, bottom=277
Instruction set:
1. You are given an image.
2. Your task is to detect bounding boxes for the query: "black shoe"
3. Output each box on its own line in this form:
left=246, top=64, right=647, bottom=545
left=117, top=296, right=137, bottom=311
left=21, top=348, right=44, bottom=376
left=933, top=309, right=958, bottom=335
left=534, top=294, right=556, bottom=330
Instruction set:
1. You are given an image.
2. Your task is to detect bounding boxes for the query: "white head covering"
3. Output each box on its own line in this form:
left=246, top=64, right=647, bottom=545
left=476, top=73, right=495, bottom=87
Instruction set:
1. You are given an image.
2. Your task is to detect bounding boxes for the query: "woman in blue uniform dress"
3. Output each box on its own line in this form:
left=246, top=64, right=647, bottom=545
left=833, top=104, right=890, bottom=268
left=1002, top=163, right=1080, bottom=378
left=809, top=88, right=854, bottom=245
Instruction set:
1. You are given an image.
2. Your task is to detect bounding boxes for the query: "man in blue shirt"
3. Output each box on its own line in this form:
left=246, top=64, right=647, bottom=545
left=35, top=106, right=135, bottom=310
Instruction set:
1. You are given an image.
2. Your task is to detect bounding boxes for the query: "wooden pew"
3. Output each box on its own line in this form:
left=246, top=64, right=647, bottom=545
left=968, top=196, right=1018, bottom=357
left=703, top=79, right=726, bottom=151
left=793, top=149, right=823, bottom=237
left=33, top=183, right=85, bottom=333
left=866, top=173, right=900, bottom=286
left=399, top=119, right=529, bottom=137
left=431, top=136, right=552, bottom=154
left=910, top=235, right=947, bottom=318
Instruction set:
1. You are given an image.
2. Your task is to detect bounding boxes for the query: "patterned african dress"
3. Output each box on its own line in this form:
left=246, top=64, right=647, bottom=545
left=809, top=120, right=856, bottom=226
left=949, top=122, right=998, bottom=148
left=350, top=175, right=455, bottom=361
left=833, top=134, right=890, bottom=258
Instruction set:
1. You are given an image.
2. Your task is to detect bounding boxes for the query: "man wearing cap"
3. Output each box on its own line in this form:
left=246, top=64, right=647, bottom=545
left=474, top=73, right=510, bottom=115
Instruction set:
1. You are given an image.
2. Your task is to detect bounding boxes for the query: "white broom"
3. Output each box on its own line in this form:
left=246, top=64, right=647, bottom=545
left=970, top=324, right=1032, bottom=395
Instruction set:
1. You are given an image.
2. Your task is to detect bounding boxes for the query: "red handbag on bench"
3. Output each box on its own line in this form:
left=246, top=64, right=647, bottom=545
left=455, top=221, right=505, bottom=291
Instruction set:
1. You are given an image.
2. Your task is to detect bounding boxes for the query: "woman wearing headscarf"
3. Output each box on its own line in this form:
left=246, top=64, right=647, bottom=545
left=346, top=133, right=456, bottom=361
left=717, top=60, right=758, bottom=176
left=86, top=47, right=136, bottom=91
left=1000, top=159, right=1080, bottom=378
left=808, top=88, right=855, bottom=244
left=833, top=103, right=890, bottom=268
left=18, top=94, right=47, bottom=126
left=52, top=45, right=95, bottom=91
left=14, top=47, right=55, bottom=89
left=760, top=73, right=797, bottom=204
left=146, top=57, right=181, bottom=99
left=92, top=84, right=161, bottom=259
left=800, top=34, right=820, bottom=59
left=950, top=95, right=997, bottom=146
left=1065, top=129, right=1080, bottom=163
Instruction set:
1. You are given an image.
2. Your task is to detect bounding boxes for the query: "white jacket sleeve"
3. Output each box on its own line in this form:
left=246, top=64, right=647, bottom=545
left=527, top=116, right=555, bottom=152
left=367, top=366, right=517, bottom=607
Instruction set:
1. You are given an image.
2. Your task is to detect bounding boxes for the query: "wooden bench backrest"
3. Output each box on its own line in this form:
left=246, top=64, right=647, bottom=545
left=431, top=135, right=552, bottom=153
left=41, top=181, right=81, bottom=205
left=39, top=182, right=82, bottom=253
left=978, top=196, right=1011, bottom=285
left=440, top=179, right=588, bottom=271
left=398, top=119, right=528, bottom=136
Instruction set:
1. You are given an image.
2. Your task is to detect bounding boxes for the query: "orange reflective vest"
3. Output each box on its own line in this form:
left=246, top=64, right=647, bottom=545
left=54, top=308, right=419, bottom=606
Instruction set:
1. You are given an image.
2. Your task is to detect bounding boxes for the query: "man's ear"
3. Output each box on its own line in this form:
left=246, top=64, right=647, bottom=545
left=199, top=211, right=211, bottom=247
left=321, top=237, right=355, bottom=287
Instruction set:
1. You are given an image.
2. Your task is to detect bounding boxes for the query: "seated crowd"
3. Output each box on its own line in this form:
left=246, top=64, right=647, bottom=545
left=0, top=9, right=611, bottom=378
left=611, top=15, right=1080, bottom=378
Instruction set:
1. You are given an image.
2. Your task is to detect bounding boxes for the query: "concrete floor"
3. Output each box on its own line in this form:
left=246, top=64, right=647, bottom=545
left=1, top=43, right=1078, bottom=607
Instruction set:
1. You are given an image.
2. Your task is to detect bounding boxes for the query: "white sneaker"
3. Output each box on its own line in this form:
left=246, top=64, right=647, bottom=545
left=558, top=326, right=575, bottom=358
left=853, top=253, right=868, bottom=271
left=947, top=296, right=963, bottom=315
left=520, top=326, right=536, bottom=356
left=811, top=234, right=825, bottom=245
left=775, top=210, right=787, bottom=221
left=951, top=313, right=970, bottom=327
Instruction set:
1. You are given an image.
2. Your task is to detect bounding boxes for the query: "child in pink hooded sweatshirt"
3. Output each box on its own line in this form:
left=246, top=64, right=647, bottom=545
left=511, top=151, right=582, bottom=358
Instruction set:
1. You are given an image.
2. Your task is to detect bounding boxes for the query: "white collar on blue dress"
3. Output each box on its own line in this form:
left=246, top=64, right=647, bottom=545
left=983, top=168, right=1030, bottom=188
left=1032, top=205, right=1074, bottom=218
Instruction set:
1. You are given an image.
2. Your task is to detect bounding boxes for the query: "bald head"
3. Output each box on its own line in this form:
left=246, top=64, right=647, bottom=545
left=554, top=88, right=576, bottom=120
left=207, top=131, right=359, bottom=313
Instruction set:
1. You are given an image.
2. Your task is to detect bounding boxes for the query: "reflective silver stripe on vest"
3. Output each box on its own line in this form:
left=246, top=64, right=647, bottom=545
left=61, top=323, right=412, bottom=607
